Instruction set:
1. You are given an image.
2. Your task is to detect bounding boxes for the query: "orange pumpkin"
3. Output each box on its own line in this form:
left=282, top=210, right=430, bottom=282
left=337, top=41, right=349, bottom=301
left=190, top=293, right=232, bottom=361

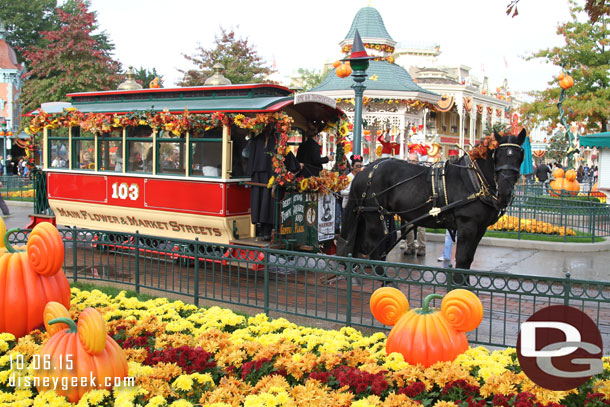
left=332, top=60, right=341, bottom=68
left=370, top=288, right=483, bottom=367
left=549, top=177, right=565, bottom=196
left=0, top=223, right=70, bottom=338
left=552, top=168, right=564, bottom=179
left=549, top=169, right=580, bottom=196
left=35, top=304, right=128, bottom=402
left=335, top=63, right=352, bottom=78
left=565, top=169, right=577, bottom=182
left=43, top=301, right=71, bottom=336
left=559, top=74, right=574, bottom=89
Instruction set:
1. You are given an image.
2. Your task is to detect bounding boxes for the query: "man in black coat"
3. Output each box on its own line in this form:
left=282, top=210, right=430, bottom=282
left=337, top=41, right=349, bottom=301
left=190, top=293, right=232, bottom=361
left=296, top=132, right=333, bottom=177
left=246, top=125, right=300, bottom=241
left=534, top=162, right=551, bottom=182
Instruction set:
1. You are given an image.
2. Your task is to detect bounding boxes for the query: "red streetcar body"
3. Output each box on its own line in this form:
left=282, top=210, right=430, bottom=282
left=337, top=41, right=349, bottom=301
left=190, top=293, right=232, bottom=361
left=42, top=83, right=342, bottom=244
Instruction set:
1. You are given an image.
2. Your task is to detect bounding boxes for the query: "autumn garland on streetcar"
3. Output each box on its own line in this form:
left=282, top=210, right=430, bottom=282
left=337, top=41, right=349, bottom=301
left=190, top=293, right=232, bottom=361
left=27, top=108, right=350, bottom=194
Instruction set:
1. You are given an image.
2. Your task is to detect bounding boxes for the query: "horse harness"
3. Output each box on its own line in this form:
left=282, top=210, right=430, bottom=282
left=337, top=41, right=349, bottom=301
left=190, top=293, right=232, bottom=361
left=352, top=144, right=523, bottom=257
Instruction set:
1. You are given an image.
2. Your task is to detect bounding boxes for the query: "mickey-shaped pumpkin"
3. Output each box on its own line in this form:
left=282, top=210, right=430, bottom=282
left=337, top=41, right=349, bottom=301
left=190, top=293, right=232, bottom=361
left=0, top=222, right=70, bottom=338
left=370, top=288, right=483, bottom=367
left=35, top=302, right=128, bottom=402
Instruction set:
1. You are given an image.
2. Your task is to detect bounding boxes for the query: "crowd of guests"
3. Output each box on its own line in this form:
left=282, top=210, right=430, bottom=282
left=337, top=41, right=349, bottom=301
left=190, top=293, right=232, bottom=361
left=534, top=161, right=598, bottom=184
left=0, top=155, right=32, bottom=177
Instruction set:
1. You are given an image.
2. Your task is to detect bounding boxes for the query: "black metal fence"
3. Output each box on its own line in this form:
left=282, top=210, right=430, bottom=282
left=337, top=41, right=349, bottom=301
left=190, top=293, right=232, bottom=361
left=491, top=183, right=610, bottom=242
left=0, top=175, right=34, bottom=202
left=10, top=227, right=609, bottom=351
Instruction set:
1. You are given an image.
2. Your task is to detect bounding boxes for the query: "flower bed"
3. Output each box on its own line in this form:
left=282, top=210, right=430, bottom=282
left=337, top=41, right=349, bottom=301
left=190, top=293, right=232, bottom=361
left=1, top=288, right=609, bottom=406
left=488, top=215, right=576, bottom=236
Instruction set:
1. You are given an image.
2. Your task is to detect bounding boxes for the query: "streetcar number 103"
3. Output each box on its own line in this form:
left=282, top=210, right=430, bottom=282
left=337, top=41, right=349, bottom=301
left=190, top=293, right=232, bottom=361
left=111, top=182, right=139, bottom=200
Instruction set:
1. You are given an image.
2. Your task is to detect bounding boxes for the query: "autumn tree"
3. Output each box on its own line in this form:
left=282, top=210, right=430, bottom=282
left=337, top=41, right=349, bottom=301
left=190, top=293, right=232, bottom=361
left=19, top=0, right=122, bottom=116
left=296, top=67, right=329, bottom=91
left=519, top=0, right=609, bottom=133
left=506, top=0, right=609, bottom=22
left=179, top=27, right=274, bottom=86
left=0, top=0, right=58, bottom=63
left=545, top=129, right=570, bottom=164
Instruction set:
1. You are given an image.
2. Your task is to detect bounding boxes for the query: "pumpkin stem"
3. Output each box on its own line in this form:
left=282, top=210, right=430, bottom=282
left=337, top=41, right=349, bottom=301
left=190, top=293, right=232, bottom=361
left=421, top=294, right=443, bottom=314
left=4, top=228, right=20, bottom=253
left=48, top=317, right=77, bottom=333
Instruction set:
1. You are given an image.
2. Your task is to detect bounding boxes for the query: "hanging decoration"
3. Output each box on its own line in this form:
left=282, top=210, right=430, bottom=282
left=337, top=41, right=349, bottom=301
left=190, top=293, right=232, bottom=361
left=25, top=109, right=350, bottom=193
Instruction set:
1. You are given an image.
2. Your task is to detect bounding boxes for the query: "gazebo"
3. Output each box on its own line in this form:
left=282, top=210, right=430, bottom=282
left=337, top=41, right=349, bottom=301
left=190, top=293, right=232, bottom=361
left=311, top=6, right=440, bottom=161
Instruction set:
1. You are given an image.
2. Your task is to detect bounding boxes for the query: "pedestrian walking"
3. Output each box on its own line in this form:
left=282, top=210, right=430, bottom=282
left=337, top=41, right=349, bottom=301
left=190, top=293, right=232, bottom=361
left=0, top=181, right=10, bottom=217
left=437, top=229, right=456, bottom=265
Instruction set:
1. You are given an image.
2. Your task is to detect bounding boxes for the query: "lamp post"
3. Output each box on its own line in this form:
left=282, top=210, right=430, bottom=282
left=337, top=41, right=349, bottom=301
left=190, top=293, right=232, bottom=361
left=557, top=72, right=577, bottom=170
left=343, top=30, right=374, bottom=157
left=0, top=117, right=6, bottom=167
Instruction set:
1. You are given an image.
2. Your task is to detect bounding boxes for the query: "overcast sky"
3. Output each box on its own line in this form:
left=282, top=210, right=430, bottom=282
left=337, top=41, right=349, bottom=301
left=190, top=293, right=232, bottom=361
left=88, top=0, right=574, bottom=94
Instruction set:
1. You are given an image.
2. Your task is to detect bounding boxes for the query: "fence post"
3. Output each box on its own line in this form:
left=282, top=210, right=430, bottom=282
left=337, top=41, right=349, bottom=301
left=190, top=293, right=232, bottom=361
left=346, top=256, right=353, bottom=327
left=72, top=228, right=78, bottom=283
left=517, top=198, right=522, bottom=240
left=193, top=238, right=200, bottom=307
left=591, top=206, right=596, bottom=243
left=564, top=272, right=571, bottom=307
left=134, top=230, right=140, bottom=294
left=263, top=247, right=270, bottom=315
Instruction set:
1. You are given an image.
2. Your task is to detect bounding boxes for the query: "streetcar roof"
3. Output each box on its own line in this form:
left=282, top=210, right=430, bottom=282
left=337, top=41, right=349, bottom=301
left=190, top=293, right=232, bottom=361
left=62, top=83, right=344, bottom=124
left=66, top=83, right=296, bottom=114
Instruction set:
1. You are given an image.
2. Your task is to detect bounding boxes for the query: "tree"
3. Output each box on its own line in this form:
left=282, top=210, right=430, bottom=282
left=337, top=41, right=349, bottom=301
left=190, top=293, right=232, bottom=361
left=483, top=121, right=508, bottom=137
left=178, top=27, right=274, bottom=86
left=0, top=0, right=58, bottom=63
left=132, top=67, right=164, bottom=88
left=296, top=67, right=328, bottom=91
left=519, top=0, right=610, bottom=133
left=19, top=0, right=122, bottom=117
left=546, top=129, right=569, bottom=164
left=506, top=0, right=609, bottom=22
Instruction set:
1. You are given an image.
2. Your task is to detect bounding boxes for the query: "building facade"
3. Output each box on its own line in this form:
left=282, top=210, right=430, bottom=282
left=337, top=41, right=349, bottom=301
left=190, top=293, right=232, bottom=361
left=0, top=21, right=25, bottom=160
left=312, top=6, right=515, bottom=161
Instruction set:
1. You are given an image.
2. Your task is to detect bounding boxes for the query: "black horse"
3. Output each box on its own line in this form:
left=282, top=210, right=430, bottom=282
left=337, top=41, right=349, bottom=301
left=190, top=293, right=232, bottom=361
left=338, top=130, right=526, bottom=281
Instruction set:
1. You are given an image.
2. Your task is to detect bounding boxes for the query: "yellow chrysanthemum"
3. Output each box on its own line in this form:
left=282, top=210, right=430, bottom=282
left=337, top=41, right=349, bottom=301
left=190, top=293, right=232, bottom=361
left=267, top=176, right=275, bottom=189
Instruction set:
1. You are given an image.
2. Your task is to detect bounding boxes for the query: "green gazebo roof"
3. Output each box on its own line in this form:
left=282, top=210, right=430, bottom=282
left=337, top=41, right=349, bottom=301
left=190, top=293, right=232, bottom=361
left=343, top=7, right=394, bottom=41
left=580, top=132, right=610, bottom=149
left=311, top=60, right=437, bottom=96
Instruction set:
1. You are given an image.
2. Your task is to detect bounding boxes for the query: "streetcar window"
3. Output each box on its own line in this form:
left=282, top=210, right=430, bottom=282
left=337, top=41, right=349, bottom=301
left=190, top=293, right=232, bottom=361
left=158, top=141, right=185, bottom=174
left=71, top=127, right=95, bottom=170
left=48, top=128, right=69, bottom=169
left=190, top=127, right=221, bottom=177
left=98, top=131, right=123, bottom=172
left=126, top=125, right=152, bottom=173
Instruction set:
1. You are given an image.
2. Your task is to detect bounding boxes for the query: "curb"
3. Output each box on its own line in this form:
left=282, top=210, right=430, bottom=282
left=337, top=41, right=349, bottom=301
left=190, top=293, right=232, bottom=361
left=427, top=232, right=610, bottom=253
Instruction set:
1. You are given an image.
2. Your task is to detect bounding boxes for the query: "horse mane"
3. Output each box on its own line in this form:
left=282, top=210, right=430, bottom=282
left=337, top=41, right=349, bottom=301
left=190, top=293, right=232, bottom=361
left=468, top=135, right=499, bottom=161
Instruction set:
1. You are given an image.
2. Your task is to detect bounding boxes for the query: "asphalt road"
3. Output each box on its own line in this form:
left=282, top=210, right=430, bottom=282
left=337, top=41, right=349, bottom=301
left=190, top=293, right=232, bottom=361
left=5, top=200, right=609, bottom=282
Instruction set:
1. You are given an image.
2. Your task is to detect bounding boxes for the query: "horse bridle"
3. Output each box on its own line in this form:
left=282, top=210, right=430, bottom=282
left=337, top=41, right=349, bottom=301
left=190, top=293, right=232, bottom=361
left=493, top=143, right=524, bottom=174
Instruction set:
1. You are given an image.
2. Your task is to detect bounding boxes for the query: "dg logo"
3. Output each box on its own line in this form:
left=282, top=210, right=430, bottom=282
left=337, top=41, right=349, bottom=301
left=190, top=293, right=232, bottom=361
left=517, top=305, right=604, bottom=391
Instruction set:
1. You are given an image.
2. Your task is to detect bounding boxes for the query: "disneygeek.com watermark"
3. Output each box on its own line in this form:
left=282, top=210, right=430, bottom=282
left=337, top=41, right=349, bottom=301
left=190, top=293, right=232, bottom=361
left=7, top=354, right=135, bottom=390
left=516, top=305, right=604, bottom=391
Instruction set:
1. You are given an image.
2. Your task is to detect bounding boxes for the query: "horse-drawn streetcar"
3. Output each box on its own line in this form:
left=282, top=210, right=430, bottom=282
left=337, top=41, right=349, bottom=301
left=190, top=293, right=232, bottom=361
left=30, top=83, right=347, bottom=253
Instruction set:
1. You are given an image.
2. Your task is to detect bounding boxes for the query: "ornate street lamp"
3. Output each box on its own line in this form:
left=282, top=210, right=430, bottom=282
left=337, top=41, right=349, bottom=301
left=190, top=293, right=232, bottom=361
left=557, top=69, right=577, bottom=169
left=342, top=29, right=375, bottom=156
left=0, top=118, right=6, bottom=162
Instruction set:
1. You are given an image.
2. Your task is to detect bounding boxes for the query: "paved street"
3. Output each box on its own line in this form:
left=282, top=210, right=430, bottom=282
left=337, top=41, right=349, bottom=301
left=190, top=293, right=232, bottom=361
left=5, top=199, right=609, bottom=282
